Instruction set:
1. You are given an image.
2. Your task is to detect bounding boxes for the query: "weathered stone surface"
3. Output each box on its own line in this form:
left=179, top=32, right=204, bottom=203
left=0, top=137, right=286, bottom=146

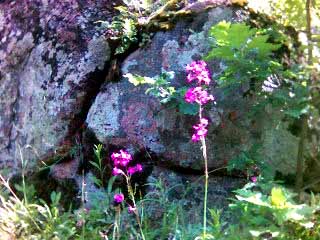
left=145, top=167, right=244, bottom=223
left=86, top=5, right=299, bottom=174
left=86, top=6, right=259, bottom=170
left=0, top=0, right=116, bottom=173
left=262, top=121, right=299, bottom=175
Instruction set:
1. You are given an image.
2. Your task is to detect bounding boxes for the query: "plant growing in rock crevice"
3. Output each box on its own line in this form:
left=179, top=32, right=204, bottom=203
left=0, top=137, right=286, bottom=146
left=100, top=0, right=187, bottom=54
left=125, top=70, right=199, bottom=115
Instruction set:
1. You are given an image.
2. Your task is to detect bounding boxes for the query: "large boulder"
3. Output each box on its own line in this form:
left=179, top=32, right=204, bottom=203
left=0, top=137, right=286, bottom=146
left=86, top=5, right=300, bottom=174
left=86, top=6, right=260, bottom=170
left=145, top=166, right=244, bottom=224
left=0, top=0, right=116, bottom=173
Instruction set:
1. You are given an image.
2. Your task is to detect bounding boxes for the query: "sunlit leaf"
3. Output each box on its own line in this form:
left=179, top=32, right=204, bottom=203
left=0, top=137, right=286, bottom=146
left=270, top=187, right=286, bottom=207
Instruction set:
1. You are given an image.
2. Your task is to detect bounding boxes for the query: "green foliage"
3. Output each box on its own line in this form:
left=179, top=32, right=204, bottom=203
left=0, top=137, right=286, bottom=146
left=107, top=15, right=138, bottom=54
left=0, top=171, right=124, bottom=239
left=246, top=0, right=320, bottom=81
left=89, top=144, right=106, bottom=187
left=205, top=21, right=282, bottom=89
left=1, top=170, right=320, bottom=239
left=125, top=70, right=198, bottom=115
left=101, top=0, right=173, bottom=54
left=75, top=176, right=120, bottom=239
left=247, top=0, right=317, bottom=31
left=227, top=144, right=273, bottom=179
left=0, top=188, right=77, bottom=239
left=141, top=178, right=202, bottom=240
left=225, top=181, right=320, bottom=239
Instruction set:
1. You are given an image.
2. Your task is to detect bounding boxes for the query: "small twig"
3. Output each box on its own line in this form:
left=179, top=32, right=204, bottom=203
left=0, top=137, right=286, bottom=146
left=302, top=178, right=320, bottom=191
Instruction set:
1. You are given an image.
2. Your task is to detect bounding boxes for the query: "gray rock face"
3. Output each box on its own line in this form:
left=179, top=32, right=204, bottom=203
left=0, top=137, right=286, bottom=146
left=86, top=6, right=299, bottom=175
left=86, top=6, right=259, bottom=170
left=0, top=0, right=114, bottom=173
left=0, top=0, right=300, bottom=191
left=145, top=167, right=244, bottom=224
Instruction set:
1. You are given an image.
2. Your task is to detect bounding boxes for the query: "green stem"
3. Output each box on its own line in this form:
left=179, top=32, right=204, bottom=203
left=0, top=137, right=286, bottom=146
left=113, top=205, right=120, bottom=240
left=126, top=176, right=146, bottom=240
left=81, top=170, right=86, bottom=240
left=199, top=105, right=209, bottom=239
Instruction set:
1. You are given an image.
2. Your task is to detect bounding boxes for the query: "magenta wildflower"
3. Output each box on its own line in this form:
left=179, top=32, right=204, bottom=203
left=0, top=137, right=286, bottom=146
left=135, top=164, right=143, bottom=172
left=111, top=149, right=132, bottom=167
left=114, top=193, right=124, bottom=204
left=128, top=164, right=143, bottom=175
left=192, top=118, right=209, bottom=142
left=185, top=87, right=214, bottom=105
left=186, top=60, right=211, bottom=85
left=112, top=167, right=123, bottom=176
left=128, top=166, right=136, bottom=175
left=185, top=60, right=214, bottom=142
left=185, top=60, right=214, bottom=238
left=128, top=205, right=136, bottom=213
left=250, top=176, right=258, bottom=183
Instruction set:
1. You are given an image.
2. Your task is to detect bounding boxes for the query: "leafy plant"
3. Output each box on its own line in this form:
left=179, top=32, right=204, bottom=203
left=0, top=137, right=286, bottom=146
left=247, top=0, right=320, bottom=196
left=101, top=0, right=176, bottom=54
left=125, top=70, right=198, bottom=115
left=226, top=181, right=320, bottom=239
left=227, top=144, right=273, bottom=180
left=142, top=177, right=202, bottom=240
left=89, top=144, right=106, bottom=187
left=205, top=21, right=282, bottom=91
left=0, top=174, right=77, bottom=239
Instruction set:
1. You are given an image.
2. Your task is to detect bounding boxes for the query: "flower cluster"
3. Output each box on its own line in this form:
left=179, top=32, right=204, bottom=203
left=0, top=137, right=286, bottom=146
left=186, top=60, right=211, bottom=85
left=185, top=87, right=214, bottom=105
left=185, top=60, right=214, bottom=142
left=192, top=118, right=209, bottom=142
left=111, top=149, right=143, bottom=176
left=128, top=164, right=143, bottom=175
left=111, top=149, right=132, bottom=167
left=111, top=149, right=143, bottom=214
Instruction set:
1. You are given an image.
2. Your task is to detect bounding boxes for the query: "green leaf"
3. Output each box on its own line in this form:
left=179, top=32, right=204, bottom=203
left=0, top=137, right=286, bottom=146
left=205, top=46, right=235, bottom=61
left=125, top=73, right=155, bottom=86
left=107, top=176, right=117, bottom=194
left=247, top=35, right=280, bottom=58
left=91, top=176, right=102, bottom=187
left=270, top=187, right=287, bottom=207
left=89, top=161, right=100, bottom=170
left=209, top=21, right=255, bottom=48
left=235, top=192, right=270, bottom=207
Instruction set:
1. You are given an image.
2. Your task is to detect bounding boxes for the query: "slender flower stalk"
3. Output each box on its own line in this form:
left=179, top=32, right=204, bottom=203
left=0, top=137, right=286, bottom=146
left=113, top=205, right=121, bottom=240
left=111, top=149, right=145, bottom=240
left=199, top=105, right=209, bottom=239
left=185, top=60, right=214, bottom=239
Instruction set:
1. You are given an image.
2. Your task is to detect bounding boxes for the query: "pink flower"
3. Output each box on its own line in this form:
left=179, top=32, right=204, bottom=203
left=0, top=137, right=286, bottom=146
left=111, top=149, right=132, bottom=167
left=251, top=176, right=257, bottom=183
left=135, top=164, right=143, bottom=172
left=114, top=193, right=124, bottom=204
left=185, top=60, right=215, bottom=143
left=192, top=118, right=209, bottom=142
left=128, top=205, right=136, bottom=213
left=185, top=88, right=197, bottom=103
left=112, top=167, right=123, bottom=176
left=185, top=87, right=214, bottom=105
left=186, top=60, right=211, bottom=85
left=128, top=166, right=136, bottom=175
left=127, top=164, right=143, bottom=175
